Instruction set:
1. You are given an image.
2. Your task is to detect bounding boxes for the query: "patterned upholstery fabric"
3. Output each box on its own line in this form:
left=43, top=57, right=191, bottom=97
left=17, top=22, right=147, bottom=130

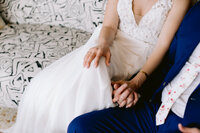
left=0, top=0, right=103, bottom=108
left=0, top=0, right=107, bottom=32
left=0, top=24, right=91, bottom=107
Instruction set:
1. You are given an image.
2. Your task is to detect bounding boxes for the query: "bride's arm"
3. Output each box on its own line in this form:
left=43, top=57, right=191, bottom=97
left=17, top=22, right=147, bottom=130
left=98, top=0, right=119, bottom=47
left=83, top=0, right=119, bottom=68
left=112, top=0, right=190, bottom=108
left=132, top=0, right=190, bottom=86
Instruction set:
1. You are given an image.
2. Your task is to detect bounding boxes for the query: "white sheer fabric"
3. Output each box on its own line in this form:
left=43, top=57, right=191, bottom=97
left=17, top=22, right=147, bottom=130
left=1, top=0, right=172, bottom=133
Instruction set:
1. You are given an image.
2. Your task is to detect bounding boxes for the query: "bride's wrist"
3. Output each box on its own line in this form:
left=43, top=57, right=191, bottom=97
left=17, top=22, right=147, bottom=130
left=131, top=71, right=148, bottom=89
left=137, top=70, right=148, bottom=84
left=97, top=39, right=111, bottom=47
left=97, top=43, right=109, bottom=48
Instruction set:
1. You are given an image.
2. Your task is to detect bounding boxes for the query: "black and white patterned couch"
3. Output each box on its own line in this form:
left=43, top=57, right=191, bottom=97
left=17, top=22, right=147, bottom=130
left=0, top=0, right=107, bottom=108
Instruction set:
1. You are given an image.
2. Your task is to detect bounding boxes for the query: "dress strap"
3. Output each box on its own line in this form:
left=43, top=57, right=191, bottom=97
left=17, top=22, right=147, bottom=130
left=158, top=0, right=173, bottom=9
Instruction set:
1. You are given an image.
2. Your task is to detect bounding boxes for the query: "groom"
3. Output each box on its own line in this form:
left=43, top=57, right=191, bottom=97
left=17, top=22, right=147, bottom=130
left=68, top=2, right=200, bottom=133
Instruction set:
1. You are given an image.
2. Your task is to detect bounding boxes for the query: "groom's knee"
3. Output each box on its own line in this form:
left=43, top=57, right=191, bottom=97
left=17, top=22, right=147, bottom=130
left=67, top=116, right=89, bottom=133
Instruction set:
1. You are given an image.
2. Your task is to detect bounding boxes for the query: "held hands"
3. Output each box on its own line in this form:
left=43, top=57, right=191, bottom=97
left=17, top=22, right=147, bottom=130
left=83, top=45, right=111, bottom=68
left=178, top=124, right=200, bottom=133
left=111, top=78, right=142, bottom=108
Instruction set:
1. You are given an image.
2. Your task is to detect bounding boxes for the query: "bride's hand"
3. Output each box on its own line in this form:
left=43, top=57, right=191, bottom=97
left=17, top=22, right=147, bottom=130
left=111, top=79, right=141, bottom=108
left=83, top=45, right=111, bottom=68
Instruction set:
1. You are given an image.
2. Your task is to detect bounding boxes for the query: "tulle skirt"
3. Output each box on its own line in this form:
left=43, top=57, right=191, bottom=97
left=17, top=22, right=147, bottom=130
left=2, top=25, right=153, bottom=133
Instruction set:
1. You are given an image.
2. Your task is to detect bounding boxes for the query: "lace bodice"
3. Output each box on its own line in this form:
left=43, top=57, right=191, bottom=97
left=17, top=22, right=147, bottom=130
left=117, top=0, right=172, bottom=45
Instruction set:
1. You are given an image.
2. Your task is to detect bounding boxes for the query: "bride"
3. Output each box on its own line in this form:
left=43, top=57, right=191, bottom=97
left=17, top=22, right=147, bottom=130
left=2, top=0, right=189, bottom=132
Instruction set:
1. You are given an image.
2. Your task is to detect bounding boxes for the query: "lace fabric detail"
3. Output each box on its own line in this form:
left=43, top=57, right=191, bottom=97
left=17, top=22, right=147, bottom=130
left=117, top=0, right=173, bottom=45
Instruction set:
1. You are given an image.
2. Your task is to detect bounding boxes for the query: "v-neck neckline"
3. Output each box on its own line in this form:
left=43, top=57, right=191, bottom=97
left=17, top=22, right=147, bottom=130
left=131, top=0, right=160, bottom=26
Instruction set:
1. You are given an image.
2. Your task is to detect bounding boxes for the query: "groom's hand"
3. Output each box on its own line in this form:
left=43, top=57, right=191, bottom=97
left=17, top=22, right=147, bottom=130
left=178, top=124, right=200, bottom=133
left=111, top=80, right=140, bottom=108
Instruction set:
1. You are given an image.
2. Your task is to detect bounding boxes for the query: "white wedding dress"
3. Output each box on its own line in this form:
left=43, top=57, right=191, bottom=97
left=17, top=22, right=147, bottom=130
left=2, top=0, right=172, bottom=132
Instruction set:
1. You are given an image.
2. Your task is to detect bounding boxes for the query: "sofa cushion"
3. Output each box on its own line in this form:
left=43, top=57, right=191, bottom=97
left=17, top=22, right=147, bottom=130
left=0, top=24, right=91, bottom=107
left=0, top=0, right=107, bottom=32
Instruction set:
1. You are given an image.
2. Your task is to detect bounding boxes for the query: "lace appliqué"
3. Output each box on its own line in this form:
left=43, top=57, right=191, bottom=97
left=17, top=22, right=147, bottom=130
left=117, top=0, right=173, bottom=45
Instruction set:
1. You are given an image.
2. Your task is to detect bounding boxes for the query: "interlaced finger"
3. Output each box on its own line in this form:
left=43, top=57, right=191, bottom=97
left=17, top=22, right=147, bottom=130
left=115, top=83, right=127, bottom=96
left=114, top=84, right=119, bottom=89
left=113, top=83, right=127, bottom=102
left=133, top=92, right=139, bottom=105
left=118, top=88, right=132, bottom=104
left=119, top=100, right=127, bottom=108
left=111, top=80, right=124, bottom=86
left=126, top=93, right=134, bottom=108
